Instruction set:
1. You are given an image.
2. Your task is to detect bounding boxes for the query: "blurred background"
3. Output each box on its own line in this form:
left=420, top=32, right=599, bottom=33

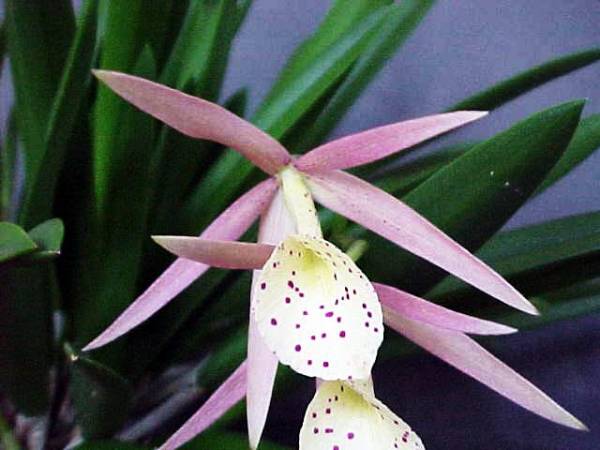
left=1, top=1, right=599, bottom=449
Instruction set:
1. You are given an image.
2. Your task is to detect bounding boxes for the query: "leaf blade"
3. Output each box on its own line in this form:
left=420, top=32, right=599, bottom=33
left=449, top=47, right=600, bottom=111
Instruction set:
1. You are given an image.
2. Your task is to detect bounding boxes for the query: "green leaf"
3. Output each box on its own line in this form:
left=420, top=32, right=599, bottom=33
left=254, top=8, right=388, bottom=138
left=93, top=0, right=147, bottom=214
left=0, top=264, right=54, bottom=414
left=0, top=222, right=37, bottom=263
left=0, top=113, right=17, bottom=221
left=74, top=48, right=157, bottom=345
left=374, top=143, right=473, bottom=197
left=148, top=0, right=243, bottom=237
left=196, top=326, right=248, bottom=390
left=160, top=0, right=237, bottom=99
left=0, top=413, right=21, bottom=450
left=359, top=100, right=585, bottom=295
left=536, top=114, right=600, bottom=194
left=501, top=278, right=600, bottom=330
left=183, top=431, right=290, bottom=450
left=223, top=87, right=250, bottom=118
left=265, top=0, right=392, bottom=105
left=26, top=218, right=65, bottom=261
left=67, top=344, right=133, bottom=439
left=431, top=211, right=600, bottom=299
left=5, top=0, right=75, bottom=205
left=20, top=0, right=99, bottom=227
left=449, top=47, right=600, bottom=111
left=294, top=0, right=436, bottom=151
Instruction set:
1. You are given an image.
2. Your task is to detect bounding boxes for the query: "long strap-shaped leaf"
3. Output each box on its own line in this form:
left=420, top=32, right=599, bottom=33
left=375, top=283, right=515, bottom=335
left=159, top=361, right=248, bottom=450
left=83, top=179, right=278, bottom=351
left=384, top=313, right=586, bottom=430
left=305, top=170, right=538, bottom=314
left=248, top=190, right=296, bottom=449
left=295, top=111, right=486, bottom=172
left=93, top=70, right=291, bottom=175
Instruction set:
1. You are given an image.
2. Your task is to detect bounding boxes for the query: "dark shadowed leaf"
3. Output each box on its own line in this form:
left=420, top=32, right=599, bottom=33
left=73, top=48, right=157, bottom=345
left=182, top=430, right=290, bottom=450
left=67, top=344, right=133, bottom=439
left=5, top=0, right=74, bottom=205
left=20, top=0, right=99, bottom=227
left=0, top=113, right=17, bottom=221
left=0, top=264, right=54, bottom=414
left=0, top=222, right=37, bottom=263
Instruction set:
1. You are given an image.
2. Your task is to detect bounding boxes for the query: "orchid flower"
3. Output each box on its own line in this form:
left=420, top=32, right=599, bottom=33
left=83, top=71, right=585, bottom=449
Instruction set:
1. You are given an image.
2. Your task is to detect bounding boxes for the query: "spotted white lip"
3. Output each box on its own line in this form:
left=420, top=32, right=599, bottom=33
left=300, top=380, right=424, bottom=450
left=253, top=234, right=384, bottom=380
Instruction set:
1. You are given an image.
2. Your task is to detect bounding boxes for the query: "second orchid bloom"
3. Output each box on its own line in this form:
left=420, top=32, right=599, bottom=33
left=83, top=71, right=585, bottom=450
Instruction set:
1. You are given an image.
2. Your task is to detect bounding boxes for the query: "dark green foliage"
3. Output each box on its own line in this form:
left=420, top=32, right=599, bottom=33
left=0, top=0, right=598, bottom=447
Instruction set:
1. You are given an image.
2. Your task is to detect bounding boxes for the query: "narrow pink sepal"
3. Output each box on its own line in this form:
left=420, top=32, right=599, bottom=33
left=93, top=70, right=291, bottom=174
left=159, top=361, right=248, bottom=450
left=83, top=179, right=278, bottom=351
left=305, top=170, right=538, bottom=315
left=295, top=111, right=487, bottom=173
left=376, top=283, right=516, bottom=335
left=247, top=190, right=296, bottom=449
left=152, top=237, right=274, bottom=270
left=386, top=314, right=587, bottom=431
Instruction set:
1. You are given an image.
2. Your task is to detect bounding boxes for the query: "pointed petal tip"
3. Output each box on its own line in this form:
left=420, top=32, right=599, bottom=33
left=573, top=418, right=589, bottom=432
left=151, top=235, right=175, bottom=248
left=488, top=323, right=519, bottom=335
left=91, top=68, right=112, bottom=81
left=81, top=337, right=104, bottom=352
left=520, top=298, right=541, bottom=316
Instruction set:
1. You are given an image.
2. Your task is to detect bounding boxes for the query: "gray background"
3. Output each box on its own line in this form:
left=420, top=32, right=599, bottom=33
left=221, top=1, right=599, bottom=449
left=1, top=1, right=599, bottom=449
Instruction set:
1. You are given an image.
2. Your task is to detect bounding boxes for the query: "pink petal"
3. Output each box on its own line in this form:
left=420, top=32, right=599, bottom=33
left=83, top=179, right=278, bottom=351
left=375, top=283, right=516, bottom=335
left=248, top=190, right=296, bottom=448
left=386, top=314, right=587, bottom=430
left=93, top=70, right=291, bottom=174
left=159, top=361, right=248, bottom=450
left=152, top=237, right=274, bottom=270
left=295, top=111, right=487, bottom=172
left=305, top=170, right=538, bottom=315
